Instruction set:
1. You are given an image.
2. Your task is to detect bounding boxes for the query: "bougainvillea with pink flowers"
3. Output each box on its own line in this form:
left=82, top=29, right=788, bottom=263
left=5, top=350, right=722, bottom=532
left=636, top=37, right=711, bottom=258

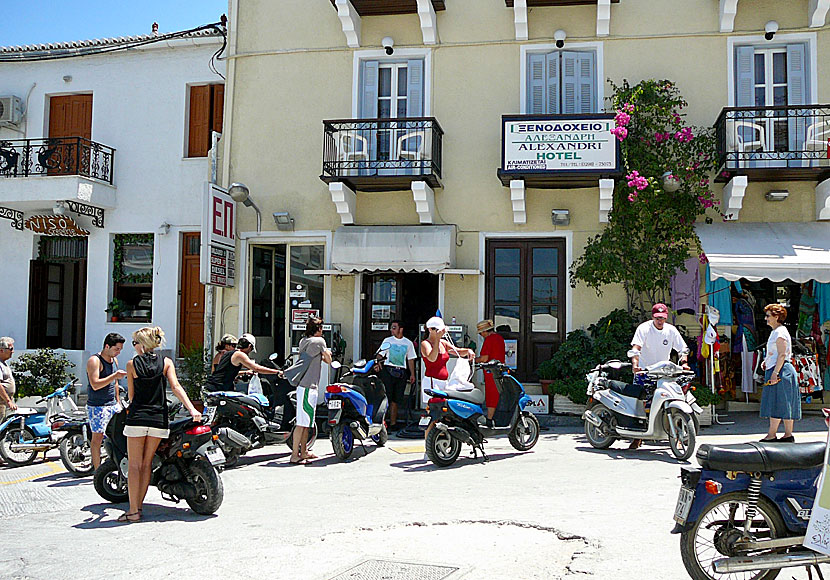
left=570, top=79, right=721, bottom=313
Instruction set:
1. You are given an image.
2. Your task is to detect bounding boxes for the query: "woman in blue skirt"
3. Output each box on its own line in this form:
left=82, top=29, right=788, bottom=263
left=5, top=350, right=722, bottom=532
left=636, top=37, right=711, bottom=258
left=759, top=303, right=800, bottom=442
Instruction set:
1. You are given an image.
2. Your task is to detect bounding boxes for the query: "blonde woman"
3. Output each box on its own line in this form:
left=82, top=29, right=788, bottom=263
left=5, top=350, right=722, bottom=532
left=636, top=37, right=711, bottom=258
left=119, top=327, right=202, bottom=523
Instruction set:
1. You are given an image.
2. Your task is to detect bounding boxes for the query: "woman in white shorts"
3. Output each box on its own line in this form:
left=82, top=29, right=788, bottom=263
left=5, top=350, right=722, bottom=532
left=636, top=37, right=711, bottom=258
left=290, top=317, right=331, bottom=464
left=119, top=326, right=201, bottom=523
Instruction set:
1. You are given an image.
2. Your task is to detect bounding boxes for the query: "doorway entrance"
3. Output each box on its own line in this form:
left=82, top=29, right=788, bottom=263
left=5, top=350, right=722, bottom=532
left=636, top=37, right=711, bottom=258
left=362, top=273, right=438, bottom=358
left=28, top=236, right=88, bottom=349
left=179, top=232, right=205, bottom=352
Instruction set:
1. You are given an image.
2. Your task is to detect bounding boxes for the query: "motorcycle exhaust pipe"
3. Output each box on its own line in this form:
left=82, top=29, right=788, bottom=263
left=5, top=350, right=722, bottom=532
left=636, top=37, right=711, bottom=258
left=583, top=410, right=602, bottom=428
left=447, top=426, right=474, bottom=445
left=349, top=421, right=368, bottom=439
left=10, top=443, right=52, bottom=452
left=714, top=551, right=830, bottom=573
left=217, top=427, right=252, bottom=451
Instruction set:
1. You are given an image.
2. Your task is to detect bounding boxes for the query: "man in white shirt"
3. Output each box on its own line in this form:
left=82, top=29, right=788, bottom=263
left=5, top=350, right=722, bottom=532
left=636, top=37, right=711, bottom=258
left=0, top=337, right=17, bottom=421
left=379, top=320, right=417, bottom=431
left=630, top=303, right=690, bottom=372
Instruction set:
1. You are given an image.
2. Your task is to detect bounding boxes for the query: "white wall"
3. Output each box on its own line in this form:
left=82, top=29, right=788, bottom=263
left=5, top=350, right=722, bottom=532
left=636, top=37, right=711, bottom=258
left=0, top=38, right=225, bottom=353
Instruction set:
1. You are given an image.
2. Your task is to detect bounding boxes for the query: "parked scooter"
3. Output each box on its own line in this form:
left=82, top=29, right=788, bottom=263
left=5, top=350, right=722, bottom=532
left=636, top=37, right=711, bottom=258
left=324, top=356, right=389, bottom=460
left=582, top=360, right=701, bottom=460
left=203, top=353, right=317, bottom=467
left=0, top=379, right=91, bottom=470
left=672, top=434, right=830, bottom=578
left=94, top=407, right=225, bottom=515
left=422, top=360, right=540, bottom=467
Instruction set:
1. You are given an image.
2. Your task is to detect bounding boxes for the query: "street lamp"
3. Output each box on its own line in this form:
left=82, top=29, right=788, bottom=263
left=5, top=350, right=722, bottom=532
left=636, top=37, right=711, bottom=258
left=228, top=182, right=262, bottom=232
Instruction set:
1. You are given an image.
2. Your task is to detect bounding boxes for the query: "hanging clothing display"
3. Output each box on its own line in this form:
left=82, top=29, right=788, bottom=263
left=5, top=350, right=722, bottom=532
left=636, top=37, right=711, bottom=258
left=705, top=265, right=733, bottom=326
left=798, top=289, right=817, bottom=336
left=733, top=296, right=756, bottom=354
left=814, top=282, right=830, bottom=325
left=671, top=257, right=700, bottom=315
left=741, top=334, right=755, bottom=393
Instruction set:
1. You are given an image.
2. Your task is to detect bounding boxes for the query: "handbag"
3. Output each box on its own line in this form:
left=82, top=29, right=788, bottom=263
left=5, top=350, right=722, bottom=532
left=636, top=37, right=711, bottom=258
left=283, top=351, right=313, bottom=387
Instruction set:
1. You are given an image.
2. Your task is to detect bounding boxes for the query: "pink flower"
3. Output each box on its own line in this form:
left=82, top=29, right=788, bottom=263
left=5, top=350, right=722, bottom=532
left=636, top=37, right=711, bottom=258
left=615, top=111, right=631, bottom=126
left=628, top=193, right=637, bottom=202
left=674, top=127, right=694, bottom=142
left=626, top=170, right=649, bottom=191
left=622, top=103, right=635, bottom=113
left=611, top=126, right=628, bottom=141
left=699, top=253, right=708, bottom=264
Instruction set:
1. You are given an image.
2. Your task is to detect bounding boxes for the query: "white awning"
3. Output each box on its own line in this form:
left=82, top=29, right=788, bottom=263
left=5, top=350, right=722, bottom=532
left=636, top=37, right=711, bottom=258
left=331, top=225, right=456, bottom=273
left=696, top=222, right=830, bottom=283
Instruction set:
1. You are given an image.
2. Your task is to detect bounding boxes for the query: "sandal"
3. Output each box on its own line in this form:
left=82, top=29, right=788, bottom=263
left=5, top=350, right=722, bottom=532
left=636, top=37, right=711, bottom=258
left=289, top=457, right=306, bottom=465
left=117, top=512, right=141, bottom=523
left=302, top=453, right=318, bottom=460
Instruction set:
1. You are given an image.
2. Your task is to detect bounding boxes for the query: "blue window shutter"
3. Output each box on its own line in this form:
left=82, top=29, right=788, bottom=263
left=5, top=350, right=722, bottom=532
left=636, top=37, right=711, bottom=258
left=546, top=52, right=560, bottom=114
left=359, top=60, right=379, bottom=118
left=786, top=43, right=808, bottom=162
left=734, top=46, right=755, bottom=107
left=527, top=53, right=547, bottom=114
left=561, top=51, right=579, bottom=114
left=576, top=51, right=596, bottom=113
left=406, top=59, right=424, bottom=117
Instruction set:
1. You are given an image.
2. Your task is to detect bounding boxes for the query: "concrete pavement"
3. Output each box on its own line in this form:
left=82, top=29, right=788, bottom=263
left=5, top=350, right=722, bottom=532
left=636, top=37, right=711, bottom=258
left=0, top=412, right=827, bottom=580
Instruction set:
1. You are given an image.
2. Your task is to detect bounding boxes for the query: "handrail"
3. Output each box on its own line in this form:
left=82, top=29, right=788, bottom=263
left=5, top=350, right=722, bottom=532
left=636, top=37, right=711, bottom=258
left=0, top=136, right=115, bottom=184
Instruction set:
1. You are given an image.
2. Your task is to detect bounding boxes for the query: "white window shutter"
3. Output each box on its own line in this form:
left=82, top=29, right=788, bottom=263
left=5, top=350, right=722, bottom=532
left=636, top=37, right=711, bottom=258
left=527, top=53, right=547, bottom=114
left=786, top=43, right=808, bottom=163
left=577, top=52, right=596, bottom=113
left=734, top=46, right=755, bottom=107
left=360, top=60, right=379, bottom=118
left=546, top=52, right=561, bottom=114
left=561, top=51, right=578, bottom=114
left=406, top=59, right=425, bottom=117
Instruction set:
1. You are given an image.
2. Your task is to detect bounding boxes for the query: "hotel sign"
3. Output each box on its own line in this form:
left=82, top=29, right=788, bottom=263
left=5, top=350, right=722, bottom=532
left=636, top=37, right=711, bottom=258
left=501, top=114, right=619, bottom=174
left=201, top=183, right=236, bottom=287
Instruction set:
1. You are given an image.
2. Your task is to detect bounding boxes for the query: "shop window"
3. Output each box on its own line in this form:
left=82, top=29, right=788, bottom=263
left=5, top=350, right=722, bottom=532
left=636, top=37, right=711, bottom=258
left=187, top=83, right=224, bottom=158
left=112, top=234, right=153, bottom=322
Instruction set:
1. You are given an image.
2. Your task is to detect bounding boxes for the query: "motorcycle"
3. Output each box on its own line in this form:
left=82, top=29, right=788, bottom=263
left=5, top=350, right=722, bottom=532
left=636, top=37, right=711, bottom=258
left=422, top=359, right=540, bottom=467
left=582, top=360, right=701, bottom=460
left=93, top=407, right=225, bottom=515
left=51, top=411, right=97, bottom=477
left=202, top=353, right=317, bottom=467
left=0, top=379, right=92, bottom=472
left=672, top=436, right=829, bottom=579
left=324, top=356, right=389, bottom=461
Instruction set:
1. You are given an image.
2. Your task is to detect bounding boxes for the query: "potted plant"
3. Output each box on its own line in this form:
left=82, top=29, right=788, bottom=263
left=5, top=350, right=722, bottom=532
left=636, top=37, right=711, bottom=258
left=106, top=298, right=126, bottom=322
left=690, top=384, right=721, bottom=427
left=536, top=359, right=556, bottom=395
left=178, top=342, right=210, bottom=411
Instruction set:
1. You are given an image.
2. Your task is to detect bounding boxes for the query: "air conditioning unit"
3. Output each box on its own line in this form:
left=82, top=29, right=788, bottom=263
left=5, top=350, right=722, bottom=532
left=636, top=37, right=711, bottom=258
left=0, top=96, right=23, bottom=124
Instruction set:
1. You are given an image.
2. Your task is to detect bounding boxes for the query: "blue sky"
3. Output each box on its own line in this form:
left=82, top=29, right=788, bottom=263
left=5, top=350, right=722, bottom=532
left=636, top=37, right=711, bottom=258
left=0, top=1, right=227, bottom=46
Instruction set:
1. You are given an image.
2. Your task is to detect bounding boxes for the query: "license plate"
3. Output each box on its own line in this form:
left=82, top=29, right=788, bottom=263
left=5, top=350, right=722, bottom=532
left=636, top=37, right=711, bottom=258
left=202, top=406, right=216, bottom=423
left=674, top=487, right=695, bottom=524
left=419, top=416, right=431, bottom=427
left=205, top=446, right=225, bottom=466
left=328, top=400, right=342, bottom=409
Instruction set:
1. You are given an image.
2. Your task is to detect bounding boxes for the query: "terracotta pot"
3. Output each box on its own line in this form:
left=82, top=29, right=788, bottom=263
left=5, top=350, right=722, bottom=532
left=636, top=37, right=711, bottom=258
left=539, top=379, right=553, bottom=395
left=110, top=315, right=119, bottom=322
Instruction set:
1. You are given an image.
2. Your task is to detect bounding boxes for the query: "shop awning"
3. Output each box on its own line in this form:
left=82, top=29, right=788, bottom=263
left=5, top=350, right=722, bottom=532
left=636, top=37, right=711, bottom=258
left=695, top=222, right=830, bottom=283
left=331, top=225, right=457, bottom=273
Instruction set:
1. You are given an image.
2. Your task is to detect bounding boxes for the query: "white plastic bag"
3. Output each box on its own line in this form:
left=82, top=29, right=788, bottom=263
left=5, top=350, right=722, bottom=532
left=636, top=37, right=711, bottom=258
left=447, top=357, right=475, bottom=390
left=247, top=373, right=263, bottom=395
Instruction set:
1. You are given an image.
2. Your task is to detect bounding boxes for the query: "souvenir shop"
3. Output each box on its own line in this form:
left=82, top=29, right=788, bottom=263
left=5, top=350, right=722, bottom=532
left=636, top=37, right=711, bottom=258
left=687, top=223, right=830, bottom=407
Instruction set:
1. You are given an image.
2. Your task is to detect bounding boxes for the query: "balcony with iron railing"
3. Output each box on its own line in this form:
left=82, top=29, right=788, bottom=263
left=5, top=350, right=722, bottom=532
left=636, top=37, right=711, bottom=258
left=320, top=118, right=443, bottom=192
left=714, top=104, right=830, bottom=183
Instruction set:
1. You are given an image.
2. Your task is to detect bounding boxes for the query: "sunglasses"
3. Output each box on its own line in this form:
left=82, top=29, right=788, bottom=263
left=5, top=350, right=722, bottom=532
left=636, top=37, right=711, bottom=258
left=1, top=346, right=13, bottom=351
left=132, top=340, right=139, bottom=346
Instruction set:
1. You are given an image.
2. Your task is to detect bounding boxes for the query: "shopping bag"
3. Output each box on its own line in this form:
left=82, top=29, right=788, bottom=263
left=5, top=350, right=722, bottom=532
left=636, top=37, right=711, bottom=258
left=447, top=356, right=475, bottom=390
left=283, top=351, right=313, bottom=387
left=247, top=373, right=263, bottom=395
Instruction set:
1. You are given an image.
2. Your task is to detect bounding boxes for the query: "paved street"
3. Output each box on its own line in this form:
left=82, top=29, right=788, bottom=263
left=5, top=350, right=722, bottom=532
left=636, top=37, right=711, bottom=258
left=1, top=412, right=828, bottom=580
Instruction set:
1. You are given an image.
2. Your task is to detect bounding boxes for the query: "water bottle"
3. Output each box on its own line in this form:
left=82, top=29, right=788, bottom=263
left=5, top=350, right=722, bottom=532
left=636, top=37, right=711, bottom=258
left=451, top=316, right=457, bottom=325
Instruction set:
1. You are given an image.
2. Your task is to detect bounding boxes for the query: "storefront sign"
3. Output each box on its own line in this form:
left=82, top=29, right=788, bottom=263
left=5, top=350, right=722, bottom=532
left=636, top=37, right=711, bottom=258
left=201, top=183, right=236, bottom=287
left=501, top=114, right=618, bottom=173
left=504, top=339, right=518, bottom=369
left=291, top=309, right=320, bottom=324
left=525, top=395, right=549, bottom=415
left=24, top=215, right=89, bottom=236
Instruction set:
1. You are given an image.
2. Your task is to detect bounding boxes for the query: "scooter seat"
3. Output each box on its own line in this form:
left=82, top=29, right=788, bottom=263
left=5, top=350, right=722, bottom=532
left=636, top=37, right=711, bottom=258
left=697, top=441, right=826, bottom=473
left=443, top=387, right=485, bottom=405
left=238, top=394, right=269, bottom=408
left=607, top=380, right=644, bottom=399
left=15, top=407, right=47, bottom=415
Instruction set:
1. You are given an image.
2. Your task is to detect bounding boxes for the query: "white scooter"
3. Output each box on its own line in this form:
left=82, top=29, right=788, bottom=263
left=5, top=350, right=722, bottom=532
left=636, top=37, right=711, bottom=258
left=582, top=360, right=702, bottom=460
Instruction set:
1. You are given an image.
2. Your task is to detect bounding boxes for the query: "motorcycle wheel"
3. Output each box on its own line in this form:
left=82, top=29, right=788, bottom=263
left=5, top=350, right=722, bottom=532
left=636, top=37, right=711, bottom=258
left=680, top=492, right=785, bottom=580
left=60, top=434, right=94, bottom=477
left=185, top=459, right=224, bottom=515
left=508, top=412, right=540, bottom=451
left=371, top=425, right=388, bottom=447
left=0, top=426, right=38, bottom=466
left=331, top=424, right=354, bottom=460
left=584, top=404, right=616, bottom=449
left=93, top=458, right=129, bottom=503
left=285, top=422, right=317, bottom=451
left=667, top=409, right=696, bottom=461
left=425, top=427, right=461, bottom=467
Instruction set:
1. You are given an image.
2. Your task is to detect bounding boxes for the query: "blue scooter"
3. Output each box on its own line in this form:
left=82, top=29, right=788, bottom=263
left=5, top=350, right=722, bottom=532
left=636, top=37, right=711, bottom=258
left=324, top=356, right=389, bottom=461
left=672, top=436, right=830, bottom=579
left=0, top=379, right=86, bottom=467
left=423, top=360, right=540, bottom=467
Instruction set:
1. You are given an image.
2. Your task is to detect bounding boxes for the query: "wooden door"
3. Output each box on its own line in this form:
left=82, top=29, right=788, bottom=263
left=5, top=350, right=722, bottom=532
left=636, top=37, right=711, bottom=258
left=485, top=239, right=566, bottom=381
left=179, top=233, right=205, bottom=351
left=48, top=94, right=92, bottom=175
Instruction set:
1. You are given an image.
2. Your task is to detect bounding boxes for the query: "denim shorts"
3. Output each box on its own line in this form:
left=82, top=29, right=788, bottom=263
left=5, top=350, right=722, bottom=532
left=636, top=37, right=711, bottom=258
left=87, top=403, right=121, bottom=434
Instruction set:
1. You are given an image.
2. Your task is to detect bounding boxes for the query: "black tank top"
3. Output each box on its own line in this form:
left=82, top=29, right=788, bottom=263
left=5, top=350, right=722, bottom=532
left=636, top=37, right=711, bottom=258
left=87, top=354, right=118, bottom=406
left=126, top=352, right=168, bottom=428
left=205, top=350, right=241, bottom=391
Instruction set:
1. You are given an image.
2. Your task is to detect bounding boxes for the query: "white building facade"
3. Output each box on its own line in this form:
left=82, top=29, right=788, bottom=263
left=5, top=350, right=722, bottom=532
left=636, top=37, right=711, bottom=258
left=0, top=30, right=226, bottom=374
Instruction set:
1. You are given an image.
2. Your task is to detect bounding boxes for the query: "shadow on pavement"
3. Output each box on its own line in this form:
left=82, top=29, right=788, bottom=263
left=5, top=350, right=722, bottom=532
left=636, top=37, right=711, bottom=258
left=228, top=451, right=292, bottom=468
left=575, top=443, right=692, bottom=465
left=74, top=502, right=216, bottom=529
left=33, top=471, right=92, bottom=487
left=390, top=450, right=526, bottom=472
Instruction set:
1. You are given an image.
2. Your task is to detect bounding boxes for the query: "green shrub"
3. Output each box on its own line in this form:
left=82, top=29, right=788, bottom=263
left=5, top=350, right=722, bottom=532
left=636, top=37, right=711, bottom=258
left=10, top=349, right=76, bottom=398
left=690, top=385, right=721, bottom=407
left=178, top=342, right=210, bottom=401
left=550, top=378, right=589, bottom=406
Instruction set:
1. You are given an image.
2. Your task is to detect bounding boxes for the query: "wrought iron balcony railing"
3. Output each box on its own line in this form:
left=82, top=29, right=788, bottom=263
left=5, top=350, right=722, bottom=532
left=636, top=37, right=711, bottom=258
left=714, top=104, right=830, bottom=182
left=0, top=137, right=115, bottom=184
left=321, top=117, right=443, bottom=191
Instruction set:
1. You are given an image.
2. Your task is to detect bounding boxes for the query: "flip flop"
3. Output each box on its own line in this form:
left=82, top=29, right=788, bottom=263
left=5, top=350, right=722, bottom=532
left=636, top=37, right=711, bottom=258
left=302, top=453, right=319, bottom=460
left=117, top=512, right=140, bottom=523
left=288, top=458, right=306, bottom=465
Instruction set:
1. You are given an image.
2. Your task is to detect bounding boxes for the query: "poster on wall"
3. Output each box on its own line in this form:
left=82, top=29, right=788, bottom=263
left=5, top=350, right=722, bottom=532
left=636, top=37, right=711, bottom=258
left=372, top=305, right=391, bottom=320
left=525, top=395, right=549, bottom=415
left=291, top=309, right=320, bottom=325
left=504, top=339, right=518, bottom=369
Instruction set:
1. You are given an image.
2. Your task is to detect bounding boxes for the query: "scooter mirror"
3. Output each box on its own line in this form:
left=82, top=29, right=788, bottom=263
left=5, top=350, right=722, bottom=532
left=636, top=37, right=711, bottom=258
left=268, top=353, right=279, bottom=361
left=330, top=361, right=342, bottom=369
left=608, top=360, right=623, bottom=369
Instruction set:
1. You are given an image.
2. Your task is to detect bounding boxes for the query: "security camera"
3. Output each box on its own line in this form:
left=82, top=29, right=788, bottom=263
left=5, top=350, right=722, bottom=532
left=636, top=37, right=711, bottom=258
left=764, top=20, right=778, bottom=41
left=382, top=36, right=394, bottom=55
left=554, top=29, right=566, bottom=49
